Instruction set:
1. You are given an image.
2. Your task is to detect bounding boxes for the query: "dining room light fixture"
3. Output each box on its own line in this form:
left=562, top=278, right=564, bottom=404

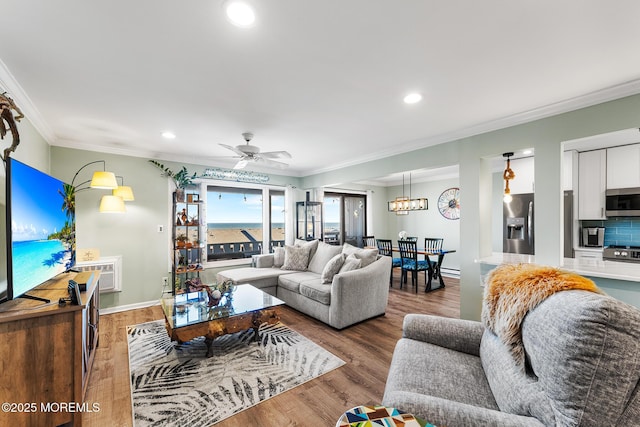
left=503, top=152, right=515, bottom=203
left=388, top=173, right=428, bottom=214
left=113, top=176, right=135, bottom=201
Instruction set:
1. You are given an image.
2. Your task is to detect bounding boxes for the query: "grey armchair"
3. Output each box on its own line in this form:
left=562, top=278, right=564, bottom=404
left=382, top=290, right=640, bottom=426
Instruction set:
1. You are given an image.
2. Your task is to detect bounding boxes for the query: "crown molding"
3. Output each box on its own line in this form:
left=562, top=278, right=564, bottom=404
left=0, top=58, right=56, bottom=143
left=305, top=78, right=640, bottom=176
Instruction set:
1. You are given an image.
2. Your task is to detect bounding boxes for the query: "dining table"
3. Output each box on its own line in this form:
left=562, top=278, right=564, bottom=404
left=391, top=247, right=456, bottom=292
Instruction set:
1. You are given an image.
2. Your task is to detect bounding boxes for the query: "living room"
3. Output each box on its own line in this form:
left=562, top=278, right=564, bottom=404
left=2, top=2, right=640, bottom=426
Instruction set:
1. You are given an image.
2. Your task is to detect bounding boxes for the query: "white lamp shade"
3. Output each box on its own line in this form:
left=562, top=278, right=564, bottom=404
left=113, top=185, right=135, bottom=201
left=90, top=171, right=118, bottom=189
left=99, top=195, right=126, bottom=213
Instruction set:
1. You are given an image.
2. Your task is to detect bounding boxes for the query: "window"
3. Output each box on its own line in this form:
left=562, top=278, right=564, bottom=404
left=206, top=185, right=285, bottom=261
left=323, top=192, right=367, bottom=246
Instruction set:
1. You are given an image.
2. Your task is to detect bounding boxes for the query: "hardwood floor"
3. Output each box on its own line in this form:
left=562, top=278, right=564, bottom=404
left=83, top=273, right=460, bottom=427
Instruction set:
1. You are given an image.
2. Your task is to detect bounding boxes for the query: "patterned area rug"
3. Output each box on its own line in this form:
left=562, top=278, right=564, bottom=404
left=128, top=320, right=345, bottom=427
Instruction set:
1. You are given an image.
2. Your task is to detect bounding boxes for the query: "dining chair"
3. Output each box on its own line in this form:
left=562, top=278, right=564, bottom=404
left=376, top=239, right=401, bottom=286
left=363, top=236, right=376, bottom=248
left=398, top=240, right=429, bottom=292
left=424, top=238, right=443, bottom=264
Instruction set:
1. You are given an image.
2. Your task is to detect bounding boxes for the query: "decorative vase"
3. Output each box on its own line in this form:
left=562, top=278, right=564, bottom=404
left=175, top=188, right=185, bottom=202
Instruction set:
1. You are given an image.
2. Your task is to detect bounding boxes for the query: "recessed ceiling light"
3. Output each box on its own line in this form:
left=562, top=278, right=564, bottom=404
left=162, top=131, right=176, bottom=139
left=225, top=1, right=256, bottom=27
left=403, top=93, right=423, bottom=104
left=523, top=149, right=532, bottom=155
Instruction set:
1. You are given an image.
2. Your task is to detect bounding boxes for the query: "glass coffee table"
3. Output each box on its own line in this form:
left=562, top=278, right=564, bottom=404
left=161, top=284, right=285, bottom=357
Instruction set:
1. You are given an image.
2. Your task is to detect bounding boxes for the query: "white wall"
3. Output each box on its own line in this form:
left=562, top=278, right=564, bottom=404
left=382, top=178, right=460, bottom=271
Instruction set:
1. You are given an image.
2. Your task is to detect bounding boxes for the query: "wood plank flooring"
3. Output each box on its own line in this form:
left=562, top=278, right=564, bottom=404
left=82, top=273, right=460, bottom=427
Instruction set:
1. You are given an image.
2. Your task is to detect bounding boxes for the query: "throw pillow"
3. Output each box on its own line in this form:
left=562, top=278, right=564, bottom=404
left=281, top=245, right=310, bottom=271
left=321, top=253, right=347, bottom=284
left=339, top=254, right=362, bottom=273
left=295, top=239, right=319, bottom=266
left=308, top=241, right=343, bottom=274
left=341, top=243, right=379, bottom=267
left=273, top=246, right=285, bottom=268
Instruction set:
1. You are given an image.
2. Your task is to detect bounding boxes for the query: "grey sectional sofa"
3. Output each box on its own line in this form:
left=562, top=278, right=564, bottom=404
left=382, top=290, right=640, bottom=426
left=217, top=240, right=392, bottom=329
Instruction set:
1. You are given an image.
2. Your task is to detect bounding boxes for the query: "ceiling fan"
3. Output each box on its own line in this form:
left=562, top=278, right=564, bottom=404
left=217, top=133, right=292, bottom=170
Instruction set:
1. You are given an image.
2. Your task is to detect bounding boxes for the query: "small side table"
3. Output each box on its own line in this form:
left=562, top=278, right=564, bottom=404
left=336, top=405, right=435, bottom=427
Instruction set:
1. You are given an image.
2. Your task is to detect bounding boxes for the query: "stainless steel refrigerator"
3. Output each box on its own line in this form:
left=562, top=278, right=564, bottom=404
left=503, top=193, right=534, bottom=255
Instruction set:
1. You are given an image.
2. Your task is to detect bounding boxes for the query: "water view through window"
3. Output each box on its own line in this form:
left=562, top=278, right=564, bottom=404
left=206, top=186, right=284, bottom=260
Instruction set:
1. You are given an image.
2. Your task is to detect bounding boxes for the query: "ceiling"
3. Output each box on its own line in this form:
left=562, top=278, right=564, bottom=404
left=2, top=1, right=640, bottom=180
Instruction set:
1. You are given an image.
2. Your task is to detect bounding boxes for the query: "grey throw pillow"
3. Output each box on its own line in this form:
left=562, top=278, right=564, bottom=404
left=321, top=253, right=346, bottom=284
left=339, top=254, right=362, bottom=273
left=308, top=241, right=343, bottom=274
left=281, top=245, right=310, bottom=271
left=341, top=243, right=379, bottom=267
left=295, top=238, right=319, bottom=263
left=273, top=246, right=285, bottom=267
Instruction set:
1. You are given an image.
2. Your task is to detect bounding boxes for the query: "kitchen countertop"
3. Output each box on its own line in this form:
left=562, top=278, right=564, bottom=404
left=477, top=252, right=640, bottom=282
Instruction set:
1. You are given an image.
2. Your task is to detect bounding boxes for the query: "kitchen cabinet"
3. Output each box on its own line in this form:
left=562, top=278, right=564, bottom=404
left=574, top=248, right=603, bottom=266
left=578, top=149, right=606, bottom=220
left=509, top=157, right=535, bottom=194
left=607, top=143, right=640, bottom=189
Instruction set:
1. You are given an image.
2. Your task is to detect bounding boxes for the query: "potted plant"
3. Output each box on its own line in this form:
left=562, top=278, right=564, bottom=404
left=149, top=160, right=197, bottom=202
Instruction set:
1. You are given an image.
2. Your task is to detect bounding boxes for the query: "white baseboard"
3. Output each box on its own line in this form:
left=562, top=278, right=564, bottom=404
left=441, top=268, right=460, bottom=278
left=100, top=299, right=160, bottom=315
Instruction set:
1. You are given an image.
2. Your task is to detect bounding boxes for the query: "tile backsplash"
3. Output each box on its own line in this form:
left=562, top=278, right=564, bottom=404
left=582, top=218, right=640, bottom=247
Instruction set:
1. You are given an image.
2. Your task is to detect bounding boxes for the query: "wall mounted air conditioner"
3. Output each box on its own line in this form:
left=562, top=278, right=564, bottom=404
left=75, top=255, right=122, bottom=293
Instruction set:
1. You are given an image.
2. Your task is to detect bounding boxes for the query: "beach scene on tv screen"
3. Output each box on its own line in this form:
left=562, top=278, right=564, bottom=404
left=11, top=160, right=75, bottom=297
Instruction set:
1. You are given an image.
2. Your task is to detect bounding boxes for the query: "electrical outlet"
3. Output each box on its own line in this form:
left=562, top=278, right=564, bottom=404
left=157, top=225, right=164, bottom=233
left=162, top=277, right=168, bottom=288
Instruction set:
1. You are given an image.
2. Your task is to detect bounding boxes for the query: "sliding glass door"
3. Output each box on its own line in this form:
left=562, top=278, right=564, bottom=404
left=323, top=192, right=367, bottom=246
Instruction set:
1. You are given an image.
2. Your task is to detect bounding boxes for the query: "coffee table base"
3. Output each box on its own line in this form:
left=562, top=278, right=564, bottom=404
left=165, top=308, right=280, bottom=357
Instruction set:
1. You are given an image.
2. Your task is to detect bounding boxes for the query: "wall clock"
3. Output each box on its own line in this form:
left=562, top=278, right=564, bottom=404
left=437, top=187, right=460, bottom=220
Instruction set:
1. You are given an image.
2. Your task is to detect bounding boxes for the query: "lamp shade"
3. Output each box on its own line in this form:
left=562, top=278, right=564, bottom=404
left=113, top=185, right=135, bottom=201
left=90, top=171, right=118, bottom=189
left=99, top=195, right=126, bottom=213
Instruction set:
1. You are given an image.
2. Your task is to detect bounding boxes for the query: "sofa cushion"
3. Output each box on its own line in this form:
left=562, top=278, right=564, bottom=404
left=299, top=281, right=332, bottom=305
left=339, top=254, right=362, bottom=273
left=216, top=267, right=294, bottom=290
left=282, top=244, right=310, bottom=271
left=342, top=243, right=379, bottom=267
left=309, top=241, right=343, bottom=274
left=321, top=253, right=346, bottom=284
left=278, top=271, right=320, bottom=293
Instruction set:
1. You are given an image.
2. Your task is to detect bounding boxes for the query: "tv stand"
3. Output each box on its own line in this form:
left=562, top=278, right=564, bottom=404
left=0, top=270, right=100, bottom=427
left=17, top=293, right=51, bottom=303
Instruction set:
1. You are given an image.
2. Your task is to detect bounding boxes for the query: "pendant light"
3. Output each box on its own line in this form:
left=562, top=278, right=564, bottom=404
left=503, top=152, right=515, bottom=203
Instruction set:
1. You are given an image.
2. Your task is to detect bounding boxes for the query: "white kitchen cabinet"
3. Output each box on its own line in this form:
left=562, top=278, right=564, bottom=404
left=574, top=248, right=603, bottom=266
left=509, top=157, right=535, bottom=194
left=606, top=143, right=640, bottom=189
left=563, top=150, right=578, bottom=191
left=578, top=149, right=606, bottom=220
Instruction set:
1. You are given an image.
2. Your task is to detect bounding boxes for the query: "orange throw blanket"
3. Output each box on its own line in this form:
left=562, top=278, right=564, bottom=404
left=481, top=263, right=603, bottom=368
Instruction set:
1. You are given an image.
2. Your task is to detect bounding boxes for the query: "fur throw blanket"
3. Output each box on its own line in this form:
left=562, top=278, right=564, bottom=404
left=481, top=263, right=603, bottom=368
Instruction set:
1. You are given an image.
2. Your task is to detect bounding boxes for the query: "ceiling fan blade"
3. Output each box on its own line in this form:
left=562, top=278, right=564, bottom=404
left=233, top=159, right=248, bottom=170
left=260, top=150, right=292, bottom=159
left=257, top=157, right=289, bottom=168
left=219, top=143, right=246, bottom=157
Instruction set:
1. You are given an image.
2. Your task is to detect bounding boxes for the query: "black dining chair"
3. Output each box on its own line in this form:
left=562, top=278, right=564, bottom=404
left=363, top=236, right=376, bottom=248
left=376, top=239, right=401, bottom=286
left=398, top=240, right=429, bottom=292
left=424, top=238, right=443, bottom=263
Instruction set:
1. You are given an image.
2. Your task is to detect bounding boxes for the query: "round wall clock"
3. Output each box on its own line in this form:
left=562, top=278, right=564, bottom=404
left=437, top=187, right=460, bottom=220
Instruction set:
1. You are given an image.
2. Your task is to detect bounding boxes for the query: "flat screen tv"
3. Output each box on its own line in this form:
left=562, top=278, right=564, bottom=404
left=2, top=158, right=75, bottom=303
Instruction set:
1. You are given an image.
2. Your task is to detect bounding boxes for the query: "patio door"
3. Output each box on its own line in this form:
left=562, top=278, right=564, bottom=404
left=323, top=192, right=367, bottom=246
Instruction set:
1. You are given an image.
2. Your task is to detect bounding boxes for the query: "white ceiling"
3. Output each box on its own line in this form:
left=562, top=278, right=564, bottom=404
left=2, top=1, right=640, bottom=179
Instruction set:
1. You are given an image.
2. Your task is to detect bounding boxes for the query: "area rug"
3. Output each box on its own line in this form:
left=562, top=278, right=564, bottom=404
left=127, top=320, right=345, bottom=427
